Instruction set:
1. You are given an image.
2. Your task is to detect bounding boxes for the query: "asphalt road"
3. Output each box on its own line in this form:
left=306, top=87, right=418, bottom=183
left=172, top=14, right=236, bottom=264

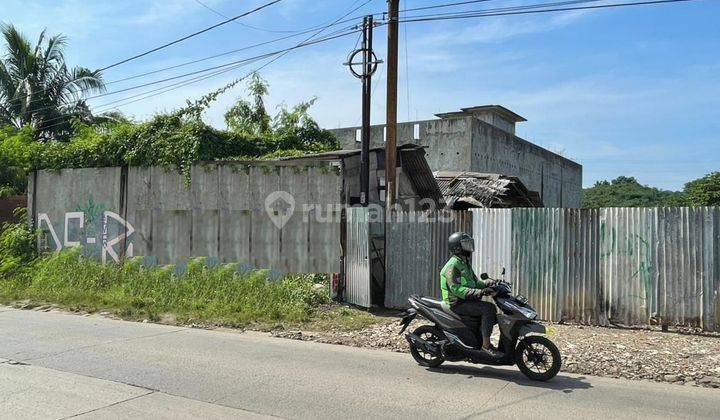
left=0, top=307, right=718, bottom=419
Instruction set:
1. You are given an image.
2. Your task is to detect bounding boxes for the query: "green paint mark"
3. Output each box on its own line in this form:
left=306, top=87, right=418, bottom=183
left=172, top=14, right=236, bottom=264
left=599, top=222, right=616, bottom=258
left=74, top=195, right=106, bottom=225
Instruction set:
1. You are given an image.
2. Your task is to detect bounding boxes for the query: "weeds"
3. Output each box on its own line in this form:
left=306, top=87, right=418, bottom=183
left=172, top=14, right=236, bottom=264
left=0, top=248, right=329, bottom=327
left=0, top=215, right=37, bottom=277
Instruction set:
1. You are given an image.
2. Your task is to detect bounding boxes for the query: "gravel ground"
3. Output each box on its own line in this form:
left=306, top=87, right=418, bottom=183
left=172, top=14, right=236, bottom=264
left=273, top=320, right=720, bottom=389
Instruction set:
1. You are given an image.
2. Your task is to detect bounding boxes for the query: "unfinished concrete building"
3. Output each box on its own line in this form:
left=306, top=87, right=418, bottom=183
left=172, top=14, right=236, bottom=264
left=329, top=105, right=582, bottom=208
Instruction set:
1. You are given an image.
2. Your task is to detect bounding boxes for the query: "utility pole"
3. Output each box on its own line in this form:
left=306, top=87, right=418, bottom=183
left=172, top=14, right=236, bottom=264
left=385, top=0, right=399, bottom=211
left=345, top=16, right=381, bottom=207
left=360, top=15, right=374, bottom=207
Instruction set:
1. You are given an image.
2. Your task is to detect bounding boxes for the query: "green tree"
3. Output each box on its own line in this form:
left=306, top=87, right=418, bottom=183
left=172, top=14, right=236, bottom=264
left=582, top=176, right=686, bottom=208
left=684, top=172, right=720, bottom=206
left=224, top=73, right=270, bottom=136
left=224, top=73, right=339, bottom=153
left=0, top=24, right=106, bottom=140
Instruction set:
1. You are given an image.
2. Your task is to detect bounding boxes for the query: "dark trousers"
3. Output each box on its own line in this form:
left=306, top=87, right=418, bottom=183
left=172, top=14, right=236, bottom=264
left=452, top=300, right=497, bottom=340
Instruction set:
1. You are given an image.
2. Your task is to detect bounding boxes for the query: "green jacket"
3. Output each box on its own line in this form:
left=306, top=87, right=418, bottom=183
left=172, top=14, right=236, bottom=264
left=440, top=255, right=487, bottom=307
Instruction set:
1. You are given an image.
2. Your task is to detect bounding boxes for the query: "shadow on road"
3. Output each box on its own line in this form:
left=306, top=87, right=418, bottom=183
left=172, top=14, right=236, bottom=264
left=427, top=364, right=593, bottom=393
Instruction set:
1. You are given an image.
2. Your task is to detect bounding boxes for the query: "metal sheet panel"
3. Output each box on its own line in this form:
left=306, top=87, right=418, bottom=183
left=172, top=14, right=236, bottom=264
left=472, top=208, right=512, bottom=280
left=561, top=208, right=601, bottom=325
left=345, top=207, right=371, bottom=308
left=511, top=208, right=565, bottom=322
left=599, top=207, right=656, bottom=326
left=469, top=207, right=719, bottom=331
left=384, top=211, right=472, bottom=308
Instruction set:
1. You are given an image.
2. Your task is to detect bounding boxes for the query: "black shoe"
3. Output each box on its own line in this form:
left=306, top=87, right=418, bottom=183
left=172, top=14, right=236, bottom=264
left=482, top=346, right=502, bottom=358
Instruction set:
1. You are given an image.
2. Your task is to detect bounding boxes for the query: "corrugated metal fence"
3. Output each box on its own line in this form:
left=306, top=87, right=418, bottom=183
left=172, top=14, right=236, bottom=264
left=345, top=207, right=372, bottom=308
left=385, top=211, right=472, bottom=308
left=472, top=207, right=720, bottom=332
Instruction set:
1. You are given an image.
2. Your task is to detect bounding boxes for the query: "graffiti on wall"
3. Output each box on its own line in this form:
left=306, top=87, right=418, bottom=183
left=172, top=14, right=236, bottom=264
left=599, top=221, right=653, bottom=304
left=36, top=197, right=135, bottom=264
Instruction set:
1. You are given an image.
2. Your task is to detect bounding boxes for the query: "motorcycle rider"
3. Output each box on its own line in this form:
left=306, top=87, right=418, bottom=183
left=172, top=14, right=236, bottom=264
left=440, top=232, right=500, bottom=357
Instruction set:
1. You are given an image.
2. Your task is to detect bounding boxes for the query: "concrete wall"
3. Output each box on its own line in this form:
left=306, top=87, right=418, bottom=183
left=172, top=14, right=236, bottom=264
left=29, top=163, right=343, bottom=273
left=329, top=116, right=582, bottom=208
left=28, top=167, right=124, bottom=261
left=468, top=118, right=582, bottom=208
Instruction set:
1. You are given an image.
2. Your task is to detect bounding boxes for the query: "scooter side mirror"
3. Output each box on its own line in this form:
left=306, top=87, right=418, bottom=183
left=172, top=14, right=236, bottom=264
left=480, top=273, right=489, bottom=280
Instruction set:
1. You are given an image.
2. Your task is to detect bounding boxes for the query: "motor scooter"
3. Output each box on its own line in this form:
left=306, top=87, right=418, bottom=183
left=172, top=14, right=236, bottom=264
left=399, top=272, right=561, bottom=381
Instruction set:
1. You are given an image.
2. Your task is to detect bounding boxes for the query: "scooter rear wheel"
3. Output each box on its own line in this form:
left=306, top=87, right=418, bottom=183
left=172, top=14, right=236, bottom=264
left=409, top=325, right=445, bottom=368
left=515, top=335, right=561, bottom=381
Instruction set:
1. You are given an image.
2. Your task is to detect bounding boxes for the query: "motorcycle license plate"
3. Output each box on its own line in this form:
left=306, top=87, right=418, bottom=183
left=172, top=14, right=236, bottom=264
left=545, top=326, right=555, bottom=336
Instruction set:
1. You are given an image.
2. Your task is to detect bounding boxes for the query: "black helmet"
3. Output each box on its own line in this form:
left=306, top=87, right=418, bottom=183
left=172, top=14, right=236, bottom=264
left=448, top=232, right=474, bottom=255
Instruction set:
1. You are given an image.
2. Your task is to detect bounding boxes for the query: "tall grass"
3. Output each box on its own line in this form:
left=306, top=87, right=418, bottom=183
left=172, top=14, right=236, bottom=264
left=0, top=248, right=328, bottom=327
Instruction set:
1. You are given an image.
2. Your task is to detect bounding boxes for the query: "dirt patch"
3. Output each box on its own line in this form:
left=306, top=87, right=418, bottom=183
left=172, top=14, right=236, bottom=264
left=272, top=320, right=720, bottom=389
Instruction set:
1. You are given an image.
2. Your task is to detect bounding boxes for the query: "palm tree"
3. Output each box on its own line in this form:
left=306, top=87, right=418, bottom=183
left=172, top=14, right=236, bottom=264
left=0, top=24, right=106, bottom=140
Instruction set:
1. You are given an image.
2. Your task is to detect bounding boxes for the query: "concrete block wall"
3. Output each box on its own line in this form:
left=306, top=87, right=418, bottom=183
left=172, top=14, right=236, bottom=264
left=329, top=116, right=582, bottom=208
left=29, top=163, right=343, bottom=273
left=468, top=118, right=582, bottom=208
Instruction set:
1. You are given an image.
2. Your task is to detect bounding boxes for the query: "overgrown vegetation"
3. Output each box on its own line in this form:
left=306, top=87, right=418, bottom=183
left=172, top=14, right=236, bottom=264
left=0, top=247, right=330, bottom=327
left=0, top=23, right=338, bottom=195
left=0, top=73, right=339, bottom=195
left=0, top=211, right=37, bottom=277
left=0, top=220, right=375, bottom=331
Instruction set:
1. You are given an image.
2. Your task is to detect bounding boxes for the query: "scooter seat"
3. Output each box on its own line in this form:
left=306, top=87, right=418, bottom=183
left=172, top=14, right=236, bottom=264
left=418, top=296, right=444, bottom=309
left=418, top=297, right=461, bottom=320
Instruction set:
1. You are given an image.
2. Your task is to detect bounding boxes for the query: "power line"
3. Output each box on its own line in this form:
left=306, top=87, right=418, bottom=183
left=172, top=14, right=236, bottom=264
left=37, top=2, right=372, bottom=131
left=90, top=28, right=359, bottom=101
left=19, top=22, right=360, bottom=112
left=113, top=0, right=376, bottom=107
left=36, top=28, right=361, bottom=131
left=17, top=1, right=375, bottom=110
left=401, top=0, right=495, bottom=13
left=32, top=0, right=701, bottom=129
left=192, top=0, right=298, bottom=33
left=18, top=0, right=696, bottom=112
left=192, top=0, right=374, bottom=34
left=397, top=0, right=699, bottom=23
left=21, top=26, right=360, bottom=119
left=98, top=0, right=284, bottom=72
left=400, top=0, right=601, bottom=19
left=93, top=58, right=270, bottom=113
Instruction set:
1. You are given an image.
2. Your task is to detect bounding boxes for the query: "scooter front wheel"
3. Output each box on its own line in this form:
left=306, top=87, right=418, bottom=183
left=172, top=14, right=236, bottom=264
left=515, top=335, right=561, bottom=381
left=409, top=325, right=445, bottom=368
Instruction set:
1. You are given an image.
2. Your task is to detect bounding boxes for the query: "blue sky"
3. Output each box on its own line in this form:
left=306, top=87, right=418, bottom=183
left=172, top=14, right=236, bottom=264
left=2, top=0, right=718, bottom=189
